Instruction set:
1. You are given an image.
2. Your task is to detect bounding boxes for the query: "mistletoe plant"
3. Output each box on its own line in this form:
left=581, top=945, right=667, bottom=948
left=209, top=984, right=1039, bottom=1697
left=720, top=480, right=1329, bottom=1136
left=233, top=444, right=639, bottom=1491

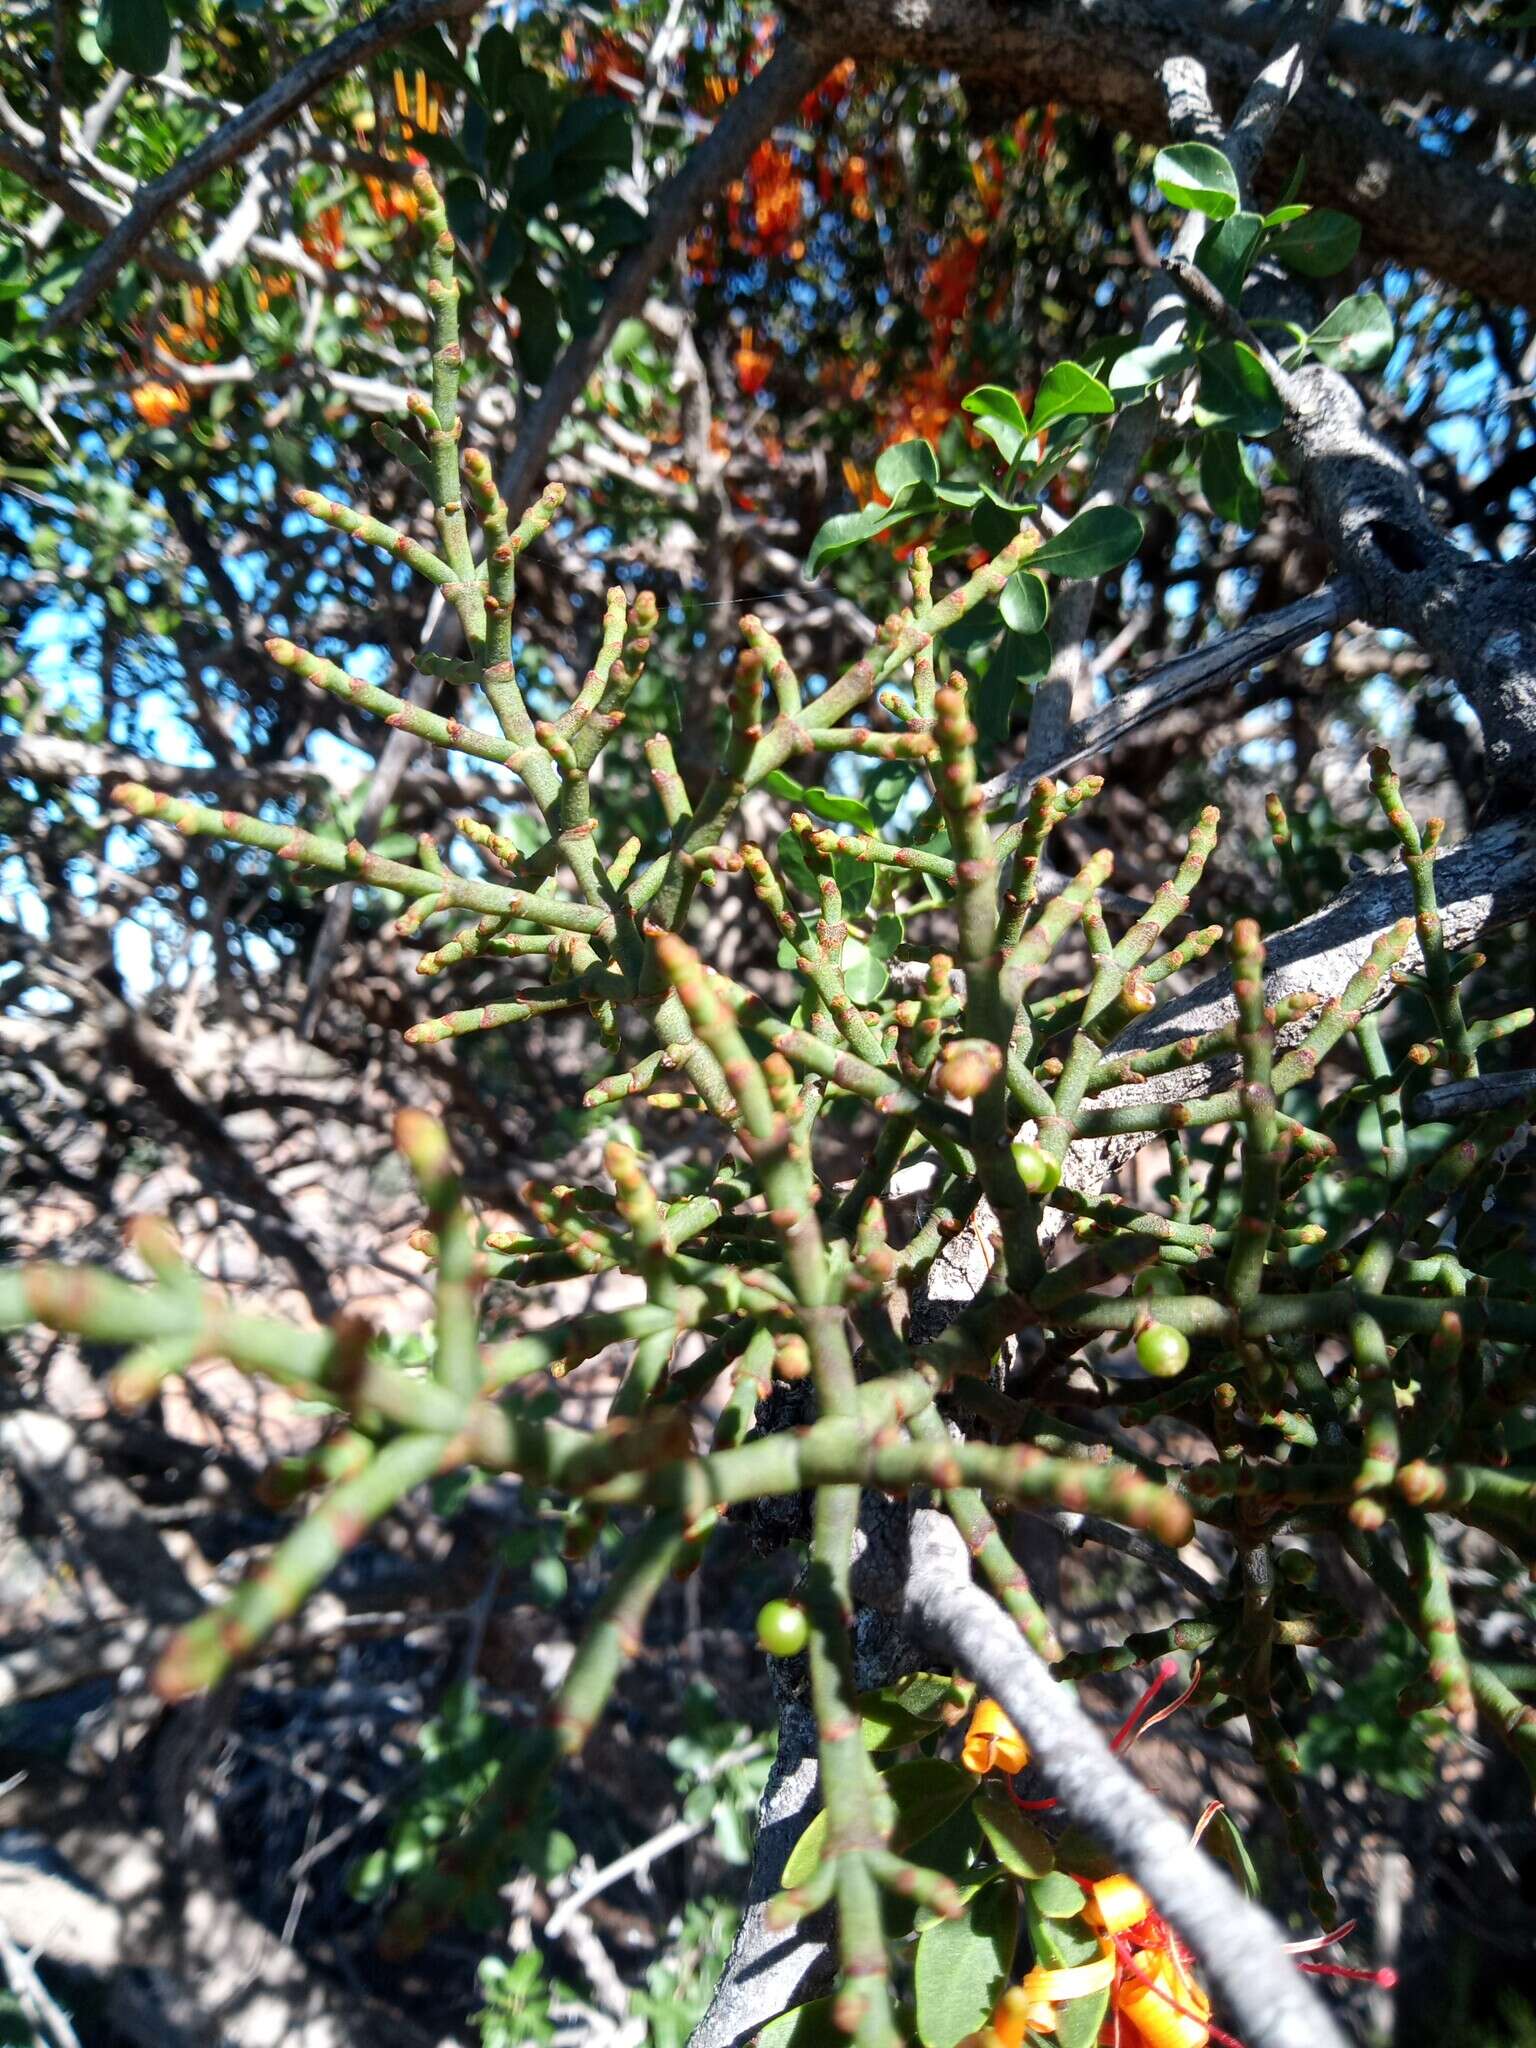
left=6, top=174, right=1536, bottom=2048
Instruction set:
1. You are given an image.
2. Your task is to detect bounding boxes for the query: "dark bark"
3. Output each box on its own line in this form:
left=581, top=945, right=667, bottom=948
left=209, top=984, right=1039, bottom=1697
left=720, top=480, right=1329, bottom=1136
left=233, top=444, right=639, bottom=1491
left=792, top=0, right=1536, bottom=309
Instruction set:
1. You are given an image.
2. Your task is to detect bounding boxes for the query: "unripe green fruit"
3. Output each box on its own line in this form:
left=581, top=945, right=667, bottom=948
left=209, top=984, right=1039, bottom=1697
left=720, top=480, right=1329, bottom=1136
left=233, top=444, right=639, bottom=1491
left=1132, top=1266, right=1186, bottom=1299
left=756, top=1598, right=810, bottom=1657
left=1135, top=1322, right=1190, bottom=1378
left=1010, top=1139, right=1061, bottom=1196
left=1277, top=1549, right=1318, bottom=1586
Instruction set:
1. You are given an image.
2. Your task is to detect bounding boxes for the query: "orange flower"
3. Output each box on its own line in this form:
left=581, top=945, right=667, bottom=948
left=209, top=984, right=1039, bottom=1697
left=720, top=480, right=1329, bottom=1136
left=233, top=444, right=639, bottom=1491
left=732, top=139, right=801, bottom=259
left=800, top=56, right=854, bottom=121
left=162, top=283, right=220, bottom=358
left=734, top=328, right=774, bottom=397
left=584, top=31, right=641, bottom=95
left=391, top=67, right=440, bottom=139
left=301, top=206, right=345, bottom=268
left=961, top=1697, right=1029, bottom=1776
left=922, top=229, right=984, bottom=350
left=843, top=153, right=872, bottom=222
left=1116, top=1944, right=1212, bottom=2048
left=972, top=139, right=1006, bottom=219
left=687, top=222, right=719, bottom=286
left=131, top=380, right=190, bottom=427
left=366, top=173, right=420, bottom=224
left=1084, top=1873, right=1153, bottom=1936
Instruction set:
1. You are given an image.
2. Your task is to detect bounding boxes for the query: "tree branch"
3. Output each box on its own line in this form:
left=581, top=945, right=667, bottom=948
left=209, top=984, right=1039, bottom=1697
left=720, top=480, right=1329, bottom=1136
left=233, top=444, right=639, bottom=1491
left=987, top=583, right=1357, bottom=805
left=862, top=1504, right=1349, bottom=2048
left=497, top=29, right=834, bottom=520
left=797, top=0, right=1536, bottom=307
left=42, top=0, right=481, bottom=332
left=1201, top=0, right=1536, bottom=126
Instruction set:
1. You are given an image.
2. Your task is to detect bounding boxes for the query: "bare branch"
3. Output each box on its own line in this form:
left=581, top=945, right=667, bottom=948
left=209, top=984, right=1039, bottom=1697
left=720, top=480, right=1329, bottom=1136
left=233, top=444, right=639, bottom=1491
left=983, top=583, right=1358, bottom=804
left=43, top=0, right=482, bottom=332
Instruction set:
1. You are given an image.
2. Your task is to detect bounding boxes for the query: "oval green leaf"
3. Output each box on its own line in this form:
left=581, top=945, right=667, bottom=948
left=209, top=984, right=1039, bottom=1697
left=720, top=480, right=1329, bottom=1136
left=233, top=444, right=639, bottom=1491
left=963, top=384, right=1030, bottom=463
left=98, top=0, right=172, bottom=74
left=999, top=568, right=1049, bottom=635
left=875, top=436, right=940, bottom=499
left=806, top=502, right=912, bottom=578
left=963, top=384, right=1030, bottom=434
left=1271, top=208, right=1362, bottom=278
left=1308, top=291, right=1393, bottom=373
left=1031, top=361, right=1116, bottom=435
left=762, top=770, right=877, bottom=833
left=1152, top=142, right=1239, bottom=220
left=1031, top=505, right=1143, bottom=580
left=974, top=1785, right=1056, bottom=1878
left=1107, top=336, right=1195, bottom=397
left=1197, top=211, right=1264, bottom=305
left=885, top=1757, right=979, bottom=1852
left=760, top=1996, right=845, bottom=2047
left=780, top=1805, right=828, bottom=1891
left=914, top=1873, right=1017, bottom=2048
left=1194, top=341, right=1284, bottom=437
left=1200, top=429, right=1262, bottom=529
left=1030, top=1868, right=1092, bottom=1919
left=780, top=1757, right=974, bottom=1891
left=1026, top=1889, right=1101, bottom=1969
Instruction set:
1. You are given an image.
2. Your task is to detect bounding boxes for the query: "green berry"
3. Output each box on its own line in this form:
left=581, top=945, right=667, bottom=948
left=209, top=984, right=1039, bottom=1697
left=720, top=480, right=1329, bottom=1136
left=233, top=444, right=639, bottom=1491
left=1132, top=1266, right=1186, bottom=1300
left=1135, top=1323, right=1190, bottom=1379
left=1010, top=1139, right=1061, bottom=1196
left=756, top=1598, right=810, bottom=1657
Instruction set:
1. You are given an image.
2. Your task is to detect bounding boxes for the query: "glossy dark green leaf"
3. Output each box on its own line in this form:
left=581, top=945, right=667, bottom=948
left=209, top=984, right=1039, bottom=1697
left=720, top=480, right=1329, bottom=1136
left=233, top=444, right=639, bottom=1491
left=1271, top=208, right=1362, bottom=277
left=1152, top=142, right=1239, bottom=220
left=475, top=23, right=525, bottom=112
left=1107, top=336, right=1195, bottom=397
left=914, top=1873, right=1017, bottom=2048
left=963, top=384, right=1030, bottom=464
left=762, top=771, right=876, bottom=833
left=999, top=569, right=1049, bottom=635
left=444, top=176, right=489, bottom=252
left=1197, top=211, right=1264, bottom=305
left=98, top=0, right=172, bottom=74
left=1194, top=341, right=1284, bottom=437
left=805, top=503, right=900, bottom=577
left=963, top=492, right=1018, bottom=555
left=1200, top=429, right=1262, bottom=529
left=1031, top=505, right=1143, bottom=580
left=975, top=628, right=1025, bottom=761
left=511, top=269, right=560, bottom=384
left=552, top=97, right=630, bottom=177
left=1031, top=361, right=1115, bottom=435
left=875, top=436, right=940, bottom=499
left=1309, top=292, right=1393, bottom=373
